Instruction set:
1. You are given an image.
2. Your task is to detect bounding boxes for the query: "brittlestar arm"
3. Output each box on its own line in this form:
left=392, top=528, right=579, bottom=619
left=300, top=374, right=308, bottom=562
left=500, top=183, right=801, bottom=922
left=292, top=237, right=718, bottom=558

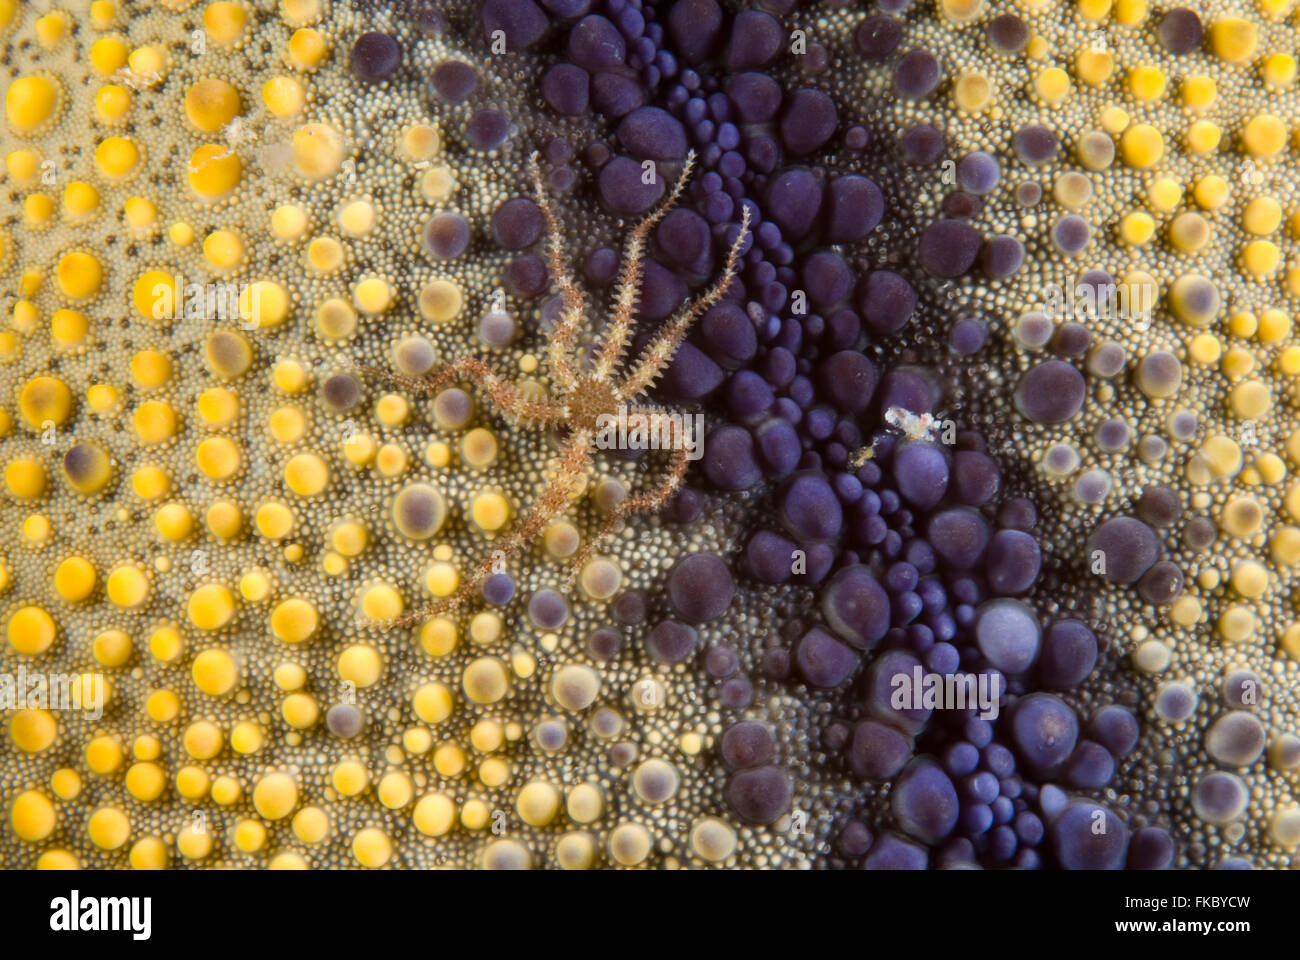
left=529, top=152, right=583, bottom=394
left=352, top=356, right=566, bottom=427
left=592, top=152, right=698, bottom=380
left=565, top=443, right=691, bottom=588
left=617, top=206, right=751, bottom=402
left=384, top=429, right=595, bottom=628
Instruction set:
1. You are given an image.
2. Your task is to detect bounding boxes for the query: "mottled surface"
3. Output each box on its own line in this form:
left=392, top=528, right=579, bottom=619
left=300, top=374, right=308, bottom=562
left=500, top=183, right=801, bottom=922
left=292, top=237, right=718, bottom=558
left=2, top=0, right=1299, bottom=871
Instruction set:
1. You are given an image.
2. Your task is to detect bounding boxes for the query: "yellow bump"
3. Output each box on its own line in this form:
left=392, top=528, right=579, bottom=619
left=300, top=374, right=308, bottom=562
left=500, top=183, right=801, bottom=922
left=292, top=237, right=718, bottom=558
left=419, top=165, right=457, bottom=201
left=126, top=45, right=166, bottom=82
left=94, top=136, right=139, bottom=180
left=11, top=790, right=56, bottom=842
left=339, top=199, right=376, bottom=236
left=233, top=819, right=266, bottom=853
left=133, top=270, right=178, bottom=322
left=1260, top=308, right=1291, bottom=343
left=288, top=28, right=329, bottom=70
left=24, top=193, right=54, bottom=228
left=187, top=143, right=241, bottom=199
left=284, top=453, right=329, bottom=496
left=50, top=768, right=81, bottom=800
left=378, top=772, right=413, bottom=809
left=10, top=708, right=57, bottom=753
left=352, top=828, right=392, bottom=868
left=92, top=629, right=132, bottom=667
left=291, top=122, right=343, bottom=180
left=1074, top=50, right=1113, bottom=87
left=1119, top=211, right=1154, bottom=246
left=337, top=643, right=383, bottom=687
left=176, top=823, right=212, bottom=860
left=1120, top=123, right=1163, bottom=168
left=433, top=743, right=465, bottom=777
left=1241, top=240, right=1280, bottom=277
left=409, top=683, right=456, bottom=731
left=203, top=229, right=244, bottom=271
left=129, top=837, right=168, bottom=870
left=106, top=564, right=149, bottom=608
left=5, top=458, right=46, bottom=499
left=413, top=793, right=456, bottom=836
left=273, top=359, right=308, bottom=393
left=315, top=298, right=357, bottom=340
left=87, top=806, right=130, bottom=850
left=204, top=1, right=247, bottom=45
left=1230, top=561, right=1269, bottom=598
left=1242, top=113, right=1287, bottom=159
left=56, top=251, right=102, bottom=300
left=94, top=84, right=131, bottom=123
left=281, top=692, right=318, bottom=728
left=188, top=582, right=235, bottom=630
left=238, top=280, right=290, bottom=328
left=1181, top=74, right=1216, bottom=111
left=5, top=76, right=59, bottom=134
left=5, top=149, right=41, bottom=184
left=252, top=772, right=298, bottom=820
left=261, top=76, right=304, bottom=118
left=54, top=557, right=97, bottom=603
left=402, top=124, right=443, bottom=160
left=192, top=648, right=237, bottom=695
left=1033, top=67, right=1071, bottom=104
left=470, top=491, right=510, bottom=532
left=125, top=762, right=165, bottom=802
left=145, top=689, right=180, bottom=722
left=1262, top=52, right=1296, bottom=88
left=196, top=436, right=241, bottom=480
left=62, top=181, right=99, bottom=221
left=271, top=597, right=318, bottom=643
left=1127, top=65, right=1166, bottom=101
left=419, top=617, right=458, bottom=658
left=463, top=657, right=509, bottom=704
left=182, top=720, right=223, bottom=760
left=1208, top=17, right=1256, bottom=63
left=292, top=806, right=330, bottom=843
left=1244, top=196, right=1282, bottom=235
left=185, top=78, right=241, bottom=133
left=1218, top=604, right=1255, bottom=642
left=517, top=781, right=561, bottom=826
left=1186, top=120, right=1221, bottom=155
left=306, top=236, right=343, bottom=273
left=212, top=776, right=241, bottom=805
left=132, top=465, right=170, bottom=500
left=353, top=276, right=392, bottom=314
left=34, top=13, right=68, bottom=50
left=331, top=759, right=368, bottom=796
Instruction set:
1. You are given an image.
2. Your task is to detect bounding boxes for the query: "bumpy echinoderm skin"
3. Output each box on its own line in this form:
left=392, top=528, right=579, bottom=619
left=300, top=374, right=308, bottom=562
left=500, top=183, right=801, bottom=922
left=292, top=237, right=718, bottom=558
left=1, top=0, right=1299, bottom=871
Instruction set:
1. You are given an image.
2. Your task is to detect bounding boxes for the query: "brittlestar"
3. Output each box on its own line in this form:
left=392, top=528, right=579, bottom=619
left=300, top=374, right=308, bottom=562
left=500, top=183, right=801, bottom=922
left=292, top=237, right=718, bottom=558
left=361, top=149, right=751, bottom=627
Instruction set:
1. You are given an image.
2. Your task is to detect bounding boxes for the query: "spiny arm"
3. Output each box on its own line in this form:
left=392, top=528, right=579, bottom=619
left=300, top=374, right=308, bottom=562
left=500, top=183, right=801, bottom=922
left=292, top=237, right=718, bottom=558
left=593, top=152, right=697, bottom=380
left=529, top=152, right=583, bottom=393
left=564, top=443, right=692, bottom=588
left=351, top=356, right=567, bottom=427
left=384, top=430, right=595, bottom=627
left=617, top=205, right=750, bottom=402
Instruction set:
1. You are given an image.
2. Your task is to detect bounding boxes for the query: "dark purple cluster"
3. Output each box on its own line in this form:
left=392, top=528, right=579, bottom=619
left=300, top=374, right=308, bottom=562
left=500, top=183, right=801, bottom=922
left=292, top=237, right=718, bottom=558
left=450, top=0, right=1170, bottom=869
